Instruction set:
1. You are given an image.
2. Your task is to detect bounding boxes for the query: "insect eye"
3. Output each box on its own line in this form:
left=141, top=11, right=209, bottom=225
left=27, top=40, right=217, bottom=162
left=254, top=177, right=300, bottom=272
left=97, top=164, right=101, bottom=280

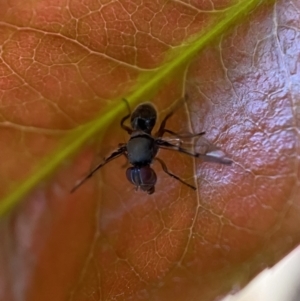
left=126, top=166, right=157, bottom=194
left=131, top=117, right=145, bottom=131
left=136, top=117, right=156, bottom=132
left=137, top=118, right=146, bottom=130
left=145, top=118, right=156, bottom=130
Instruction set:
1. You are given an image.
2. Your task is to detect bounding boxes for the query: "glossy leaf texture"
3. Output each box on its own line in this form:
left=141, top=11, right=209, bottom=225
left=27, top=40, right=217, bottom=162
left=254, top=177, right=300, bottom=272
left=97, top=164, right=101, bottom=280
left=0, top=0, right=299, bottom=301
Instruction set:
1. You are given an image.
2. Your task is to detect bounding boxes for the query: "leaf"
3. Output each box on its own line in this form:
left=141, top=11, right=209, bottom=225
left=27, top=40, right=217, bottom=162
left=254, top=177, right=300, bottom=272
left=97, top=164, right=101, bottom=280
left=1, top=0, right=299, bottom=301
left=0, top=0, right=263, bottom=214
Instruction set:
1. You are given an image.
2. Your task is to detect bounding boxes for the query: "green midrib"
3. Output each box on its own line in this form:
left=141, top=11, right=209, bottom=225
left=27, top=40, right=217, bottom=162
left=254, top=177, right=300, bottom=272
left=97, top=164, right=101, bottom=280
left=0, top=0, right=269, bottom=216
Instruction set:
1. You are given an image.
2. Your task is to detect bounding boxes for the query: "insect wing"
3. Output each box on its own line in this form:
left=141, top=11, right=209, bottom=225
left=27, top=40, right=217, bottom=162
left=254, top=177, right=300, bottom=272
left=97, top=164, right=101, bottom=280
left=162, top=135, right=232, bottom=165
left=193, top=135, right=232, bottom=165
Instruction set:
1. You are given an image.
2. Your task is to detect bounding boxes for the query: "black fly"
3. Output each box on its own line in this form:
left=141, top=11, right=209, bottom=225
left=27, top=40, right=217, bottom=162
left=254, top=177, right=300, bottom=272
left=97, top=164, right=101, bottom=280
left=71, top=98, right=232, bottom=194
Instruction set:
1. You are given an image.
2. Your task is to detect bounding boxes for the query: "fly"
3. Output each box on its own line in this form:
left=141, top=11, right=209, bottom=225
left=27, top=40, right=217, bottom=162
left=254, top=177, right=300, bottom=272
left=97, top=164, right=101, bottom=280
left=71, top=97, right=232, bottom=194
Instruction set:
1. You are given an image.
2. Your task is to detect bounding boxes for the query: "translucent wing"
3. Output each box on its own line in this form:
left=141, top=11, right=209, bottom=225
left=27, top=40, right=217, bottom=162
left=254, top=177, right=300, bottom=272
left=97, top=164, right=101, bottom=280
left=160, top=133, right=232, bottom=165
left=193, top=135, right=232, bottom=165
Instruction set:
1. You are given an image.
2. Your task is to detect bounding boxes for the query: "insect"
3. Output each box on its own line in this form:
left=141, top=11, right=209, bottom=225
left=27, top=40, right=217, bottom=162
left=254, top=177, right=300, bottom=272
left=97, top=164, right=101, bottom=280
left=71, top=98, right=232, bottom=194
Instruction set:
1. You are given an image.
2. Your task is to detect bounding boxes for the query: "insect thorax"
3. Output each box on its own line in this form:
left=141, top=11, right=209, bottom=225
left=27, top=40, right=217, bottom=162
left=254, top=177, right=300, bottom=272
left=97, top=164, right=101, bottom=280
left=127, top=134, right=157, bottom=165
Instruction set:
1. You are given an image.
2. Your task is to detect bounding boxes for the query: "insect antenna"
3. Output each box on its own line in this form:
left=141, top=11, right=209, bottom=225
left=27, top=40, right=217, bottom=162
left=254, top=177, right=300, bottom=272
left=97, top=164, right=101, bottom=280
left=120, top=98, right=132, bottom=134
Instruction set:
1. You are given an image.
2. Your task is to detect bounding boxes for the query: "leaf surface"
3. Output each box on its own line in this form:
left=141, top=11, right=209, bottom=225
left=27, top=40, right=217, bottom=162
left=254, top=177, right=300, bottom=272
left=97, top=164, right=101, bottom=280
left=0, top=0, right=299, bottom=301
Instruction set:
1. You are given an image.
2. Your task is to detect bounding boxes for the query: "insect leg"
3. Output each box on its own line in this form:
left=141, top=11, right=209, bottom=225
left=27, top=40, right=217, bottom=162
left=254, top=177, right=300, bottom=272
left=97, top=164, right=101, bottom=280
left=155, top=95, right=203, bottom=138
left=155, top=157, right=196, bottom=190
left=120, top=150, right=129, bottom=168
left=155, top=110, right=174, bottom=137
left=120, top=98, right=133, bottom=134
left=155, top=95, right=187, bottom=137
left=71, top=146, right=127, bottom=193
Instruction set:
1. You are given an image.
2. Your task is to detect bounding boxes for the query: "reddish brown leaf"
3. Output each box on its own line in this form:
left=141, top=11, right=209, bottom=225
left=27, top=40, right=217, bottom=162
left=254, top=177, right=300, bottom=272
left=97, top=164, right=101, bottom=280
left=0, top=0, right=299, bottom=301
